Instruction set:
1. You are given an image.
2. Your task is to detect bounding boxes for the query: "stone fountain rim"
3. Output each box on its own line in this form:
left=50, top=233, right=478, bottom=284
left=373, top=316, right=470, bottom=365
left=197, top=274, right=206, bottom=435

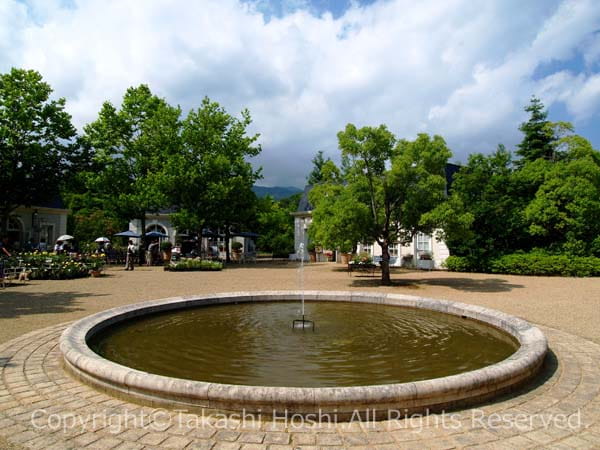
left=60, top=291, right=547, bottom=415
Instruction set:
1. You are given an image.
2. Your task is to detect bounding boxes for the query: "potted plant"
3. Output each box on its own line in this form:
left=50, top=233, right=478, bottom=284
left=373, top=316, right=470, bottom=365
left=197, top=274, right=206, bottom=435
left=307, top=242, right=317, bottom=263
left=417, top=252, right=434, bottom=270
left=161, top=241, right=173, bottom=264
left=339, top=243, right=353, bottom=265
left=231, top=241, right=243, bottom=261
left=88, top=258, right=104, bottom=277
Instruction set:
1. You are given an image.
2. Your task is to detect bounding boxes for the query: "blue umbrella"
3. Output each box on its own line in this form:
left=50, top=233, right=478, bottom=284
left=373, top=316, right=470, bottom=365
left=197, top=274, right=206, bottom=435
left=114, top=230, right=142, bottom=238
left=145, top=231, right=168, bottom=238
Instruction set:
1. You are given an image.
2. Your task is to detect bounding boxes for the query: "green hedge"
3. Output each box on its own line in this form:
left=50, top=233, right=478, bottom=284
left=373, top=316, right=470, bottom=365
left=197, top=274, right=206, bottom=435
left=166, top=259, right=223, bottom=271
left=443, top=255, right=484, bottom=273
left=444, top=253, right=600, bottom=277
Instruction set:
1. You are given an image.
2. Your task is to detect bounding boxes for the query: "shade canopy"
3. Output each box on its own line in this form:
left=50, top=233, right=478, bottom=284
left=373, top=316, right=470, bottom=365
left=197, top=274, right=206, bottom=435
left=95, top=237, right=110, bottom=243
left=57, top=235, right=74, bottom=241
left=145, top=231, right=168, bottom=238
left=114, top=230, right=142, bottom=238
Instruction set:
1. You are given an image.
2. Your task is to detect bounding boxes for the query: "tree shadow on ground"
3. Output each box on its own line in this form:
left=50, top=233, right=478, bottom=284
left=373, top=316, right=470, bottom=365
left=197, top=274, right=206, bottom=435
left=223, top=261, right=301, bottom=270
left=0, top=290, right=107, bottom=319
left=350, top=277, right=525, bottom=293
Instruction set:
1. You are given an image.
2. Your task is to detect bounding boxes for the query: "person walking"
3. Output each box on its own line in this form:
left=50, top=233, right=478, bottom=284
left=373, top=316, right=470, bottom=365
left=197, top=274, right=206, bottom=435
left=125, top=240, right=136, bottom=271
left=0, top=237, right=11, bottom=257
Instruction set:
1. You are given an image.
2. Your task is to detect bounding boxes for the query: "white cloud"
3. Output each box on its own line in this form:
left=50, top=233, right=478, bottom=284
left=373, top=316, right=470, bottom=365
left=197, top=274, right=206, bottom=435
left=2, top=0, right=600, bottom=186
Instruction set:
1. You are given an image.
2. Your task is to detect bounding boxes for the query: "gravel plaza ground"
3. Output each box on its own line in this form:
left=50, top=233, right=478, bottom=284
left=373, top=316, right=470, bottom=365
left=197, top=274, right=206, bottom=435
left=0, top=262, right=599, bottom=448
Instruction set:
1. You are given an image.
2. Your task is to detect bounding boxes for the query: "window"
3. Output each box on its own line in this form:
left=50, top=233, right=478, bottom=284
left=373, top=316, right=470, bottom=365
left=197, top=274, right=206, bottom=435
left=416, top=233, right=431, bottom=253
left=389, top=243, right=399, bottom=257
left=361, top=243, right=372, bottom=255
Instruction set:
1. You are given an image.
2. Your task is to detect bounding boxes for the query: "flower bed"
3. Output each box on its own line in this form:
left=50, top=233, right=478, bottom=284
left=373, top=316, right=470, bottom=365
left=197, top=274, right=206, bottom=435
left=165, top=258, right=223, bottom=272
left=2, top=252, right=105, bottom=280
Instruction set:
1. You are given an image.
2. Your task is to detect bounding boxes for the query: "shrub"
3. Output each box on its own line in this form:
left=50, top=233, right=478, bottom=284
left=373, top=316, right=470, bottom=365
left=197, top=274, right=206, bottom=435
left=160, top=241, right=173, bottom=251
left=443, top=255, right=486, bottom=272
left=490, top=253, right=600, bottom=277
left=444, top=252, right=600, bottom=277
left=231, top=242, right=243, bottom=251
left=166, top=258, right=223, bottom=271
left=352, top=252, right=373, bottom=265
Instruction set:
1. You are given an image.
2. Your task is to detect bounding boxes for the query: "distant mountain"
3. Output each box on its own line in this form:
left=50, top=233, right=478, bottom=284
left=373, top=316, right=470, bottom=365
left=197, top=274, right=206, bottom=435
left=252, top=185, right=303, bottom=200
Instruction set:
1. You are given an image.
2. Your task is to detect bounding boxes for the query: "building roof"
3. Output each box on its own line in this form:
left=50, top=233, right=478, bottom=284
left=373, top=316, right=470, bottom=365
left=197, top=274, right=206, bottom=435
left=295, top=185, right=313, bottom=213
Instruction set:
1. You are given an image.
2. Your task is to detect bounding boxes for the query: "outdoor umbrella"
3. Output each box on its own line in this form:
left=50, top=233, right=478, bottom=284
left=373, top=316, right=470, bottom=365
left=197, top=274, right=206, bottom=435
left=57, top=235, right=74, bottom=241
left=94, top=237, right=110, bottom=243
left=114, top=230, right=142, bottom=238
left=145, top=231, right=168, bottom=238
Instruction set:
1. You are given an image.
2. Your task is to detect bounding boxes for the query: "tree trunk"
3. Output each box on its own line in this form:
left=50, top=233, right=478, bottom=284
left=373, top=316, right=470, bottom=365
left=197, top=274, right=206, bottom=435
left=412, top=234, right=418, bottom=268
left=380, top=241, right=391, bottom=286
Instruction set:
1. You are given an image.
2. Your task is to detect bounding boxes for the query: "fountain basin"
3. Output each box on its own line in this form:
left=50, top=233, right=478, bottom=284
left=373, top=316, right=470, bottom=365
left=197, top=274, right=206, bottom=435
left=60, top=291, right=547, bottom=418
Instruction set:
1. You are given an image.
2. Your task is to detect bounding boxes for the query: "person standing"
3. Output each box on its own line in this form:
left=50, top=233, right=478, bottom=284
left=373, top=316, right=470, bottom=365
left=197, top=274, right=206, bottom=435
left=125, top=240, right=136, bottom=271
left=0, top=237, right=11, bottom=257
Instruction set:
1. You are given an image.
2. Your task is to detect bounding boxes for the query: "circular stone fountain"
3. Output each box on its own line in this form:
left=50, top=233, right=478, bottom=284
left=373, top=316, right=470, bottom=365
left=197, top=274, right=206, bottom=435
left=60, top=291, right=547, bottom=418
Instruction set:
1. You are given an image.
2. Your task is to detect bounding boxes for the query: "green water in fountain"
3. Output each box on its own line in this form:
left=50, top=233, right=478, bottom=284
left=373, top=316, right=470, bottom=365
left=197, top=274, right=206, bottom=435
left=89, top=301, right=518, bottom=388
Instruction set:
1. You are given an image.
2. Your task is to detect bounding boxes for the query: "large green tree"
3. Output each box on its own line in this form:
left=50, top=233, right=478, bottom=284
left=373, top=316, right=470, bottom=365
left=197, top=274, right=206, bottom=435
left=431, top=96, right=600, bottom=264
left=0, top=68, right=77, bottom=233
left=310, top=125, right=451, bottom=285
left=255, top=193, right=300, bottom=257
left=169, top=97, right=261, bottom=262
left=523, top=135, right=600, bottom=255
left=308, top=159, right=369, bottom=254
left=79, top=85, right=181, bottom=255
left=424, top=145, right=526, bottom=263
left=306, top=150, right=331, bottom=185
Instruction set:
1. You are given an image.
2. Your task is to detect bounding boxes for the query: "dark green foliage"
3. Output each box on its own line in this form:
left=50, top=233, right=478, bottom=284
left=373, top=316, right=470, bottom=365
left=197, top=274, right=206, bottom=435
left=516, top=96, right=555, bottom=164
left=0, top=68, right=77, bottom=231
left=433, top=97, right=600, bottom=268
left=444, top=253, right=600, bottom=277
left=490, top=253, right=600, bottom=277
left=307, top=150, right=331, bottom=185
left=80, top=85, right=181, bottom=223
left=70, top=209, right=127, bottom=244
left=443, top=255, right=486, bottom=273
left=255, top=194, right=299, bottom=257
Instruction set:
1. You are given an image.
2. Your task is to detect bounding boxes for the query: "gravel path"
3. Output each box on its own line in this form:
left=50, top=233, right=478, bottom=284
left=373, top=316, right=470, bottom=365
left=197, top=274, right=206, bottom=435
left=1, top=262, right=599, bottom=345
left=0, top=262, right=599, bottom=449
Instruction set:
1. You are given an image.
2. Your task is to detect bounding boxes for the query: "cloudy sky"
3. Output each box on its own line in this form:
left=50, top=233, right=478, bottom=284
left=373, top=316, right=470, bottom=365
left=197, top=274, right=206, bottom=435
left=2, top=0, right=600, bottom=187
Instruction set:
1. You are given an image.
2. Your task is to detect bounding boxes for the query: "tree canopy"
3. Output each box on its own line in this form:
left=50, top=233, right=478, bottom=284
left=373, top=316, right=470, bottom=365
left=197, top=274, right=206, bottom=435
left=306, top=150, right=331, bottom=185
left=310, top=125, right=452, bottom=285
left=432, top=97, right=600, bottom=264
left=166, top=97, right=261, bottom=261
left=0, top=68, right=77, bottom=232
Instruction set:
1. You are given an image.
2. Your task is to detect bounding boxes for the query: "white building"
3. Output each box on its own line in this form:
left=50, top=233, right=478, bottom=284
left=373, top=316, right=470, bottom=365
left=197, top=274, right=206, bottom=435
left=5, top=198, right=69, bottom=250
